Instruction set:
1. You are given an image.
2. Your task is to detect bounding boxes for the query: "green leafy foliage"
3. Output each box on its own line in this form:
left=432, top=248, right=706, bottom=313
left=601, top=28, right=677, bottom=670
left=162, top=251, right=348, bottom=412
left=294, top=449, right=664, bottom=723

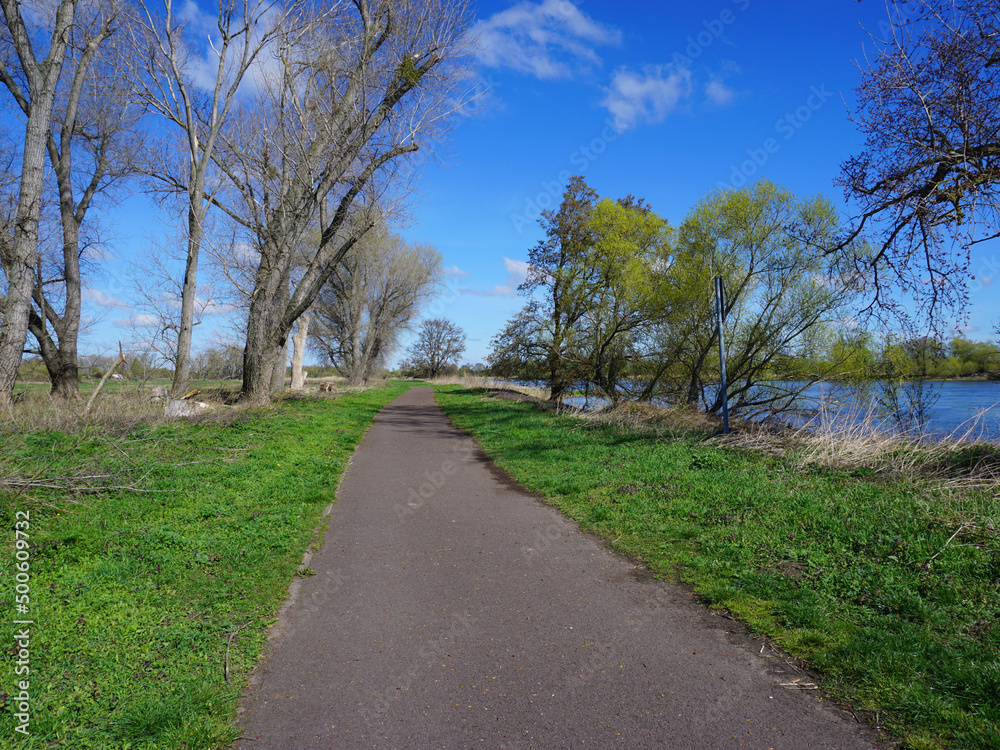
left=489, top=177, right=864, bottom=419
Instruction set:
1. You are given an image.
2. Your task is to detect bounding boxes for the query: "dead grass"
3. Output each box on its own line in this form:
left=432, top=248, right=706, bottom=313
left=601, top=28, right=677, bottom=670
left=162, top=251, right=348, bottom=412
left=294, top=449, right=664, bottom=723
left=3, top=385, right=167, bottom=435
left=577, top=400, right=718, bottom=438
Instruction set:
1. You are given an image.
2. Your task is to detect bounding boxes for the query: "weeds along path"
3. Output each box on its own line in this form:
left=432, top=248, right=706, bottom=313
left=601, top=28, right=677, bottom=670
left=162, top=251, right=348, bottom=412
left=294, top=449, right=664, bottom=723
left=234, top=387, right=883, bottom=750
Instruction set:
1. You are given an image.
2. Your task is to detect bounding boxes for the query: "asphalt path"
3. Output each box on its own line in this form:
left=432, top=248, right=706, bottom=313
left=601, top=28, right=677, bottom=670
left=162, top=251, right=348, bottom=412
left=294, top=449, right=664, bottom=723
left=234, top=386, right=888, bottom=750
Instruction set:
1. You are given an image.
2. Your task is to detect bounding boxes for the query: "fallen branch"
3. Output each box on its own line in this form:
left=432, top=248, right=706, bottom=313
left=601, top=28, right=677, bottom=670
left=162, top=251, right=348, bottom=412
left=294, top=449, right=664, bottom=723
left=83, top=343, right=127, bottom=417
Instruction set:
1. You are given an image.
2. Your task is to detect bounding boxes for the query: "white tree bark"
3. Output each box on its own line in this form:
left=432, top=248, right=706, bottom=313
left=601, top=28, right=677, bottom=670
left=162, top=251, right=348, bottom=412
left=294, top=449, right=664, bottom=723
left=290, top=315, right=310, bottom=390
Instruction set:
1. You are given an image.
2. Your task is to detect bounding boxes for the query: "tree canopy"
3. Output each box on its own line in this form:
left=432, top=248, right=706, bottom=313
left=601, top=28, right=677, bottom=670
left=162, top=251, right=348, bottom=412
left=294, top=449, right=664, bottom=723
left=491, top=177, right=863, bottom=419
left=840, top=0, right=1000, bottom=322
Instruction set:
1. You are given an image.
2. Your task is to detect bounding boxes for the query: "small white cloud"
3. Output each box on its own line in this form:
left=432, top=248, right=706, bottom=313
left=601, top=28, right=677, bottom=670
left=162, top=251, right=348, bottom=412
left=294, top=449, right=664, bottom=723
left=601, top=65, right=692, bottom=132
left=471, top=0, right=620, bottom=80
left=503, top=257, right=531, bottom=283
left=116, top=313, right=161, bottom=328
left=980, top=276, right=993, bottom=287
left=461, top=285, right=517, bottom=297
left=706, top=79, right=735, bottom=106
left=82, top=245, right=114, bottom=262
left=83, top=288, right=128, bottom=308
left=197, top=298, right=238, bottom=316
left=444, top=265, right=470, bottom=278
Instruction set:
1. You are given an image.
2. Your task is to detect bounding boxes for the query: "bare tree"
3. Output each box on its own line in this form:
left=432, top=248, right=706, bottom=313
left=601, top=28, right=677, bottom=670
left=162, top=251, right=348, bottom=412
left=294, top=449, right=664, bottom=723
left=124, top=232, right=230, bottom=369
left=19, top=2, right=137, bottom=400
left=403, top=317, right=465, bottom=379
left=124, top=0, right=294, bottom=397
left=310, top=223, right=443, bottom=383
left=209, top=0, right=474, bottom=403
left=840, top=0, right=1000, bottom=323
left=0, top=0, right=81, bottom=410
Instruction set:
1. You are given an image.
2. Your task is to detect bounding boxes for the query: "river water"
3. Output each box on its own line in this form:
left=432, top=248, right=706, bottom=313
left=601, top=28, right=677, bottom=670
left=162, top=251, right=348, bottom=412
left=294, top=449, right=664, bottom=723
left=547, top=380, right=1000, bottom=443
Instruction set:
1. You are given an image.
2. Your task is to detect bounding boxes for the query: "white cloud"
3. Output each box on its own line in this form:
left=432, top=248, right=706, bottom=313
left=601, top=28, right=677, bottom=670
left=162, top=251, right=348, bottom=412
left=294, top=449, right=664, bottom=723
left=461, top=285, right=517, bottom=298
left=706, top=79, right=735, bottom=106
left=503, top=257, right=531, bottom=284
left=444, top=265, right=470, bottom=278
left=82, top=245, right=114, bottom=262
left=601, top=65, right=692, bottom=131
left=459, top=256, right=531, bottom=297
left=83, top=288, right=128, bottom=308
left=196, top=298, right=238, bottom=317
left=116, top=313, right=161, bottom=329
left=471, top=0, right=620, bottom=79
left=173, top=1, right=285, bottom=97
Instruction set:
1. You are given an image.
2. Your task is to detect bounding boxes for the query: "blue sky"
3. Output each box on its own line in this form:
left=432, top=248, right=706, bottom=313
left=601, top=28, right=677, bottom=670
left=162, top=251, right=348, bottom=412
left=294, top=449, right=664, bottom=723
left=65, top=0, right=1000, bottom=364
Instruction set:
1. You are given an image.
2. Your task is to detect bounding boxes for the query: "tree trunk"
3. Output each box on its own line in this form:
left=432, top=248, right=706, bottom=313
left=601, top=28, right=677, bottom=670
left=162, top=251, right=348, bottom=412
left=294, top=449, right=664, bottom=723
left=290, top=315, right=309, bottom=390
left=241, top=303, right=273, bottom=405
left=49, top=193, right=83, bottom=400
left=548, top=359, right=565, bottom=403
left=241, top=278, right=289, bottom=403
left=347, top=320, right=365, bottom=385
left=0, top=0, right=75, bottom=408
left=171, top=203, right=204, bottom=397
left=27, top=309, right=79, bottom=400
left=271, top=335, right=290, bottom=393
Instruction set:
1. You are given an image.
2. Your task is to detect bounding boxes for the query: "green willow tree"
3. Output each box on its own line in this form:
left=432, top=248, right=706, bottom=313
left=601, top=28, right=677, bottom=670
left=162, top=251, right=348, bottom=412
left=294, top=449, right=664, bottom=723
left=649, top=180, right=863, bottom=418
left=491, top=178, right=861, bottom=419
left=571, top=196, right=671, bottom=404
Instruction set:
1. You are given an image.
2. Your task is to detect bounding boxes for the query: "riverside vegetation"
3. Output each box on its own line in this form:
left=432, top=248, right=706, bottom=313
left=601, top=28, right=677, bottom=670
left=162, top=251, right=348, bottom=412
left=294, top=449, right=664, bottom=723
left=0, top=382, right=410, bottom=748
left=433, top=384, right=1000, bottom=750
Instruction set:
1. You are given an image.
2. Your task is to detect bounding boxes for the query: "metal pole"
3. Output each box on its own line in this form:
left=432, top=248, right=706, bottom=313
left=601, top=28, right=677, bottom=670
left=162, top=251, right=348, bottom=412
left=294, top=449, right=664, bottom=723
left=715, top=275, right=730, bottom=435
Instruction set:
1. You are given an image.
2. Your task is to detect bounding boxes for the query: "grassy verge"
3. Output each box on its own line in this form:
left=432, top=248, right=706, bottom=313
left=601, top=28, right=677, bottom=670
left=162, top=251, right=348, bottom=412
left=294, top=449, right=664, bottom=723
left=1, top=382, right=410, bottom=749
left=433, top=385, right=1000, bottom=750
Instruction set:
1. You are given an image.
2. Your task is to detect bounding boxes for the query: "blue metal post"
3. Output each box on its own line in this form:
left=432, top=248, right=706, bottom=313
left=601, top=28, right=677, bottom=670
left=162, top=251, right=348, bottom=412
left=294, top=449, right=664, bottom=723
left=715, top=275, right=730, bottom=434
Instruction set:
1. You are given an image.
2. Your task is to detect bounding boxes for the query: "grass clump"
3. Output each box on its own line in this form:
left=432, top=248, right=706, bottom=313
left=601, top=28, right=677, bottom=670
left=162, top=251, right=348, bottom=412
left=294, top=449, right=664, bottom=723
left=433, top=385, right=1000, bottom=750
left=1, top=382, right=411, bottom=749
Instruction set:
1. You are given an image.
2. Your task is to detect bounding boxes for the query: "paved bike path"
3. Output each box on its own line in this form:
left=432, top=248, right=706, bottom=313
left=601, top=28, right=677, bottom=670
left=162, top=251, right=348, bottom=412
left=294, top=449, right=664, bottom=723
left=234, top=387, right=886, bottom=749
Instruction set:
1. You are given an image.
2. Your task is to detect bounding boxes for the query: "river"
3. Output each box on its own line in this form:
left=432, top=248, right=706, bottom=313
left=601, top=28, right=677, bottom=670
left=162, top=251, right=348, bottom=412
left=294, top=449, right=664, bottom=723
left=542, top=380, right=1000, bottom=443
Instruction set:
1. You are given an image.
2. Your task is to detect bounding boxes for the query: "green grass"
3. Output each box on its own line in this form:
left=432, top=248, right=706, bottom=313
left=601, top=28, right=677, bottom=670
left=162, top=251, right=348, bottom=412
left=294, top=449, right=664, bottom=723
left=433, top=385, right=1000, bottom=750
left=1, top=382, right=411, bottom=748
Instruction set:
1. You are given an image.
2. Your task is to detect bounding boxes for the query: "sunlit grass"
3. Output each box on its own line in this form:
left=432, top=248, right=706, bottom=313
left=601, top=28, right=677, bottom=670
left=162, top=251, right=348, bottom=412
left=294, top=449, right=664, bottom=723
left=1, top=382, right=411, bottom=749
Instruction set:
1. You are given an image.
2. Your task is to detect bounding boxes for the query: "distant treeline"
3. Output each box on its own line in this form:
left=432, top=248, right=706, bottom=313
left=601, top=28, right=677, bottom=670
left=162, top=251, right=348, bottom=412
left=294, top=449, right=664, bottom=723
left=774, top=332, right=1000, bottom=381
